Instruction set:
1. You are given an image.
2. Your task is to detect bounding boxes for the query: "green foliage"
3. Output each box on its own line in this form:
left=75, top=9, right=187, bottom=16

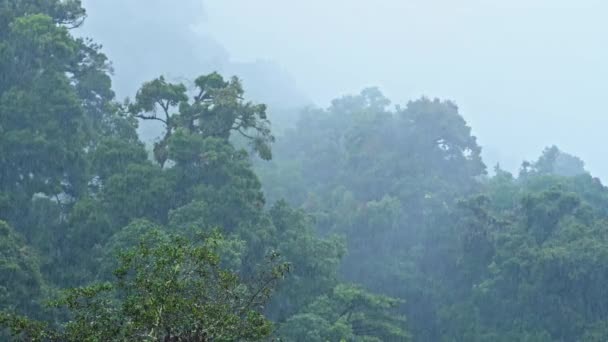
left=11, top=1, right=608, bottom=340
left=1, top=232, right=289, bottom=341
left=129, top=72, right=274, bottom=167
left=0, top=1, right=86, bottom=32
left=258, top=82, right=608, bottom=340
left=102, top=163, right=174, bottom=226
left=91, top=137, right=148, bottom=182
left=266, top=201, right=346, bottom=320
left=278, top=284, right=409, bottom=342
left=0, top=1, right=413, bottom=340
left=521, top=145, right=588, bottom=178
left=258, top=88, right=486, bottom=339
left=0, top=0, right=123, bottom=269
left=0, top=14, right=87, bottom=200
left=0, top=220, right=46, bottom=315
left=436, top=170, right=608, bottom=341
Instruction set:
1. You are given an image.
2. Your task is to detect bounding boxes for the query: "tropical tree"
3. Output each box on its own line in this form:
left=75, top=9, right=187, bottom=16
left=1, top=231, right=289, bottom=341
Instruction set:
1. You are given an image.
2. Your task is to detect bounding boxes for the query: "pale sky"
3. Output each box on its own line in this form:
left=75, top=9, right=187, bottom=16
left=81, top=0, right=608, bottom=179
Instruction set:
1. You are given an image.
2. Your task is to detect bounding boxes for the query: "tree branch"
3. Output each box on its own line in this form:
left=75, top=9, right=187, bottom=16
left=236, top=128, right=255, bottom=140
left=195, top=89, right=207, bottom=102
left=240, top=273, right=279, bottom=317
left=157, top=100, right=171, bottom=123
left=335, top=304, right=356, bottom=324
left=134, top=114, right=168, bottom=126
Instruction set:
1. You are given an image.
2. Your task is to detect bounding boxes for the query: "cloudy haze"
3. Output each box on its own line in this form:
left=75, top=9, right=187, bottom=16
left=81, top=0, right=608, bottom=179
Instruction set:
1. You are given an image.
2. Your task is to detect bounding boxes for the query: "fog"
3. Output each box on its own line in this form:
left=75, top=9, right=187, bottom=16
left=5, top=2, right=608, bottom=339
left=80, top=0, right=608, bottom=180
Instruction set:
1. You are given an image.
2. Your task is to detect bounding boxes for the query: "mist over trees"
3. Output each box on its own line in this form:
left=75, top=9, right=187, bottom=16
left=78, top=0, right=309, bottom=140
left=2, top=1, right=608, bottom=341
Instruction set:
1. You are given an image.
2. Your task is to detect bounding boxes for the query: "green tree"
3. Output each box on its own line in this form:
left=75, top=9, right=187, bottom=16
left=257, top=89, right=486, bottom=340
left=0, top=1, right=126, bottom=266
left=521, top=145, right=587, bottom=178
left=266, top=201, right=346, bottom=321
left=1, top=231, right=289, bottom=341
left=129, top=73, right=273, bottom=168
left=439, top=168, right=608, bottom=341
left=0, top=220, right=46, bottom=316
left=277, top=284, right=409, bottom=342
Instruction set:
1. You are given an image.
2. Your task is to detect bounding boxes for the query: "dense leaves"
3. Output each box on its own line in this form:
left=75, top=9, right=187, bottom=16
left=259, top=87, right=608, bottom=341
left=128, top=73, right=274, bottom=167
left=0, top=221, right=46, bottom=316
left=278, top=284, right=410, bottom=341
left=3, top=1, right=608, bottom=341
left=0, top=3, right=402, bottom=341
left=2, top=232, right=289, bottom=341
left=257, top=88, right=486, bottom=339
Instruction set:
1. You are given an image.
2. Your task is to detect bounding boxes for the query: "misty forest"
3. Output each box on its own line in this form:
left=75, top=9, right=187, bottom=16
left=2, top=1, right=608, bottom=341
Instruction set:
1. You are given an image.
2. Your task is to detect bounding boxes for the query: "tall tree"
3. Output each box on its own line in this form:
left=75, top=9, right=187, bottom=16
left=129, top=73, right=273, bottom=168
left=0, top=0, right=117, bottom=229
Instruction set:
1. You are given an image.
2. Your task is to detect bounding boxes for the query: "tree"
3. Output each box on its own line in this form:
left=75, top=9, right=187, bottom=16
left=0, top=14, right=89, bottom=204
left=436, top=171, right=608, bottom=341
left=0, top=1, right=87, bottom=32
left=1, top=231, right=289, bottom=341
left=266, top=201, right=346, bottom=321
left=0, top=0, right=119, bottom=241
left=129, top=73, right=274, bottom=168
left=522, top=146, right=587, bottom=178
left=277, top=284, right=409, bottom=342
left=257, top=89, right=486, bottom=340
left=0, top=220, right=46, bottom=317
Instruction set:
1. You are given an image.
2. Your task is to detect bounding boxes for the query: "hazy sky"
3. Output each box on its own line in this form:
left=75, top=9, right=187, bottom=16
left=82, top=0, right=608, bottom=179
